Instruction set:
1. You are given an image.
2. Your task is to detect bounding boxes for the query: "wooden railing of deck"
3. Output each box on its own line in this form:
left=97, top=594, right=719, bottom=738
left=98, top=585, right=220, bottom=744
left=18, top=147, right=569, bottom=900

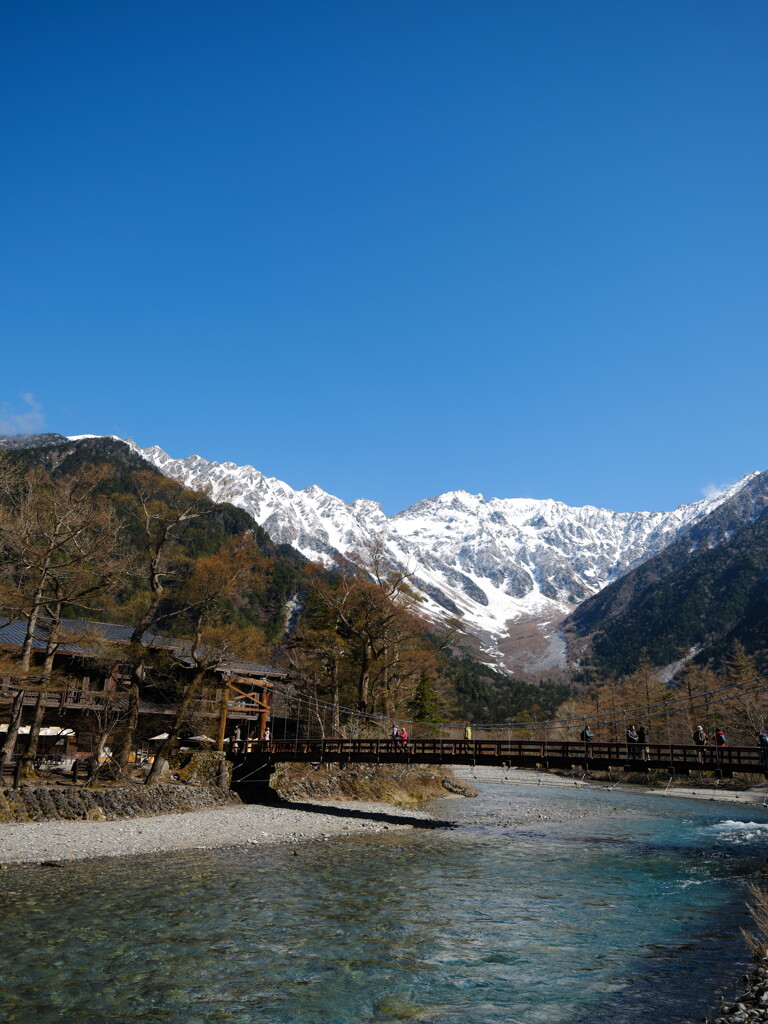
left=233, top=738, right=768, bottom=775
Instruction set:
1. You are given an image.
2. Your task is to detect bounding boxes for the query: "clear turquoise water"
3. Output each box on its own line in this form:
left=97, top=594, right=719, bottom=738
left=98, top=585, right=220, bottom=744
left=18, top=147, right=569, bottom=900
left=2, top=784, right=768, bottom=1024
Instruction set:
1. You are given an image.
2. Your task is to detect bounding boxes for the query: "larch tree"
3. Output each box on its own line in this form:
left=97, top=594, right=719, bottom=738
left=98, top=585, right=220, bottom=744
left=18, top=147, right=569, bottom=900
left=678, top=662, right=720, bottom=739
left=721, top=641, right=763, bottom=740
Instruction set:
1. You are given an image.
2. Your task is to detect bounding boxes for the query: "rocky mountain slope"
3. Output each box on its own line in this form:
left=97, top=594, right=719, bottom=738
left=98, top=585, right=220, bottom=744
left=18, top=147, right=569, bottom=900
left=564, top=470, right=768, bottom=676
left=113, top=438, right=760, bottom=674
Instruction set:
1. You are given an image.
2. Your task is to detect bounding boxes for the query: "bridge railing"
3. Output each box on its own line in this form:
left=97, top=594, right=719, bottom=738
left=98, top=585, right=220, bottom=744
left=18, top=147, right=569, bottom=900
left=239, top=737, right=768, bottom=771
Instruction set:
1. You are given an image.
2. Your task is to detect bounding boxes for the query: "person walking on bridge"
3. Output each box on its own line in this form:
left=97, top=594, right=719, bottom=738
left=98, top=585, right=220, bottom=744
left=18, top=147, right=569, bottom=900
left=712, top=727, right=727, bottom=767
left=626, top=725, right=639, bottom=760
left=580, top=725, right=593, bottom=757
left=464, top=723, right=473, bottom=754
left=692, top=725, right=707, bottom=764
left=637, top=724, right=649, bottom=761
left=391, top=724, right=400, bottom=751
left=400, top=727, right=409, bottom=750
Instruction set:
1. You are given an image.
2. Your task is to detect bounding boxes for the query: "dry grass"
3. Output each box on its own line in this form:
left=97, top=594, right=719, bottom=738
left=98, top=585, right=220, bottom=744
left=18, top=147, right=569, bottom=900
left=743, top=881, right=768, bottom=961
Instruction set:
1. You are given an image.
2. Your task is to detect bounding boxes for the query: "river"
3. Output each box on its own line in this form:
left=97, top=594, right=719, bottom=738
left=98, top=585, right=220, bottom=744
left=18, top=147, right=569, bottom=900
left=3, top=783, right=768, bottom=1023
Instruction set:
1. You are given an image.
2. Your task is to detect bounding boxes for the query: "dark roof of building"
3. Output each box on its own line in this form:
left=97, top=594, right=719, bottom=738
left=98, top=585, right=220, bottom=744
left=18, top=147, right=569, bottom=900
left=0, top=617, right=285, bottom=680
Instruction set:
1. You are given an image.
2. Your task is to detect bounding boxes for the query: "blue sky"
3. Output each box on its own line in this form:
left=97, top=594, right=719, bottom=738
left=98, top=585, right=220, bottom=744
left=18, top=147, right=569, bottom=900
left=2, top=1, right=766, bottom=515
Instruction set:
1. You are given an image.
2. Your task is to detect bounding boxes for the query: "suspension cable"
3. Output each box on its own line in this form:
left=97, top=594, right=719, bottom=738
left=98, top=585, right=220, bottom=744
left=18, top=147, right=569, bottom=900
left=264, top=671, right=767, bottom=738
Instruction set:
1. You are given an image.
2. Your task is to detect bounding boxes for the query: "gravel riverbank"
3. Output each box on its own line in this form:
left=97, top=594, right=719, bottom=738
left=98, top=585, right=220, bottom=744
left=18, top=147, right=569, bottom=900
left=0, top=798, right=439, bottom=866
left=3, top=769, right=767, bottom=867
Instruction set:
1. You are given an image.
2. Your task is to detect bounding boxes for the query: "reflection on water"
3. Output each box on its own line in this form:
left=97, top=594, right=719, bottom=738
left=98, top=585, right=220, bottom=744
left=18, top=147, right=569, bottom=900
left=2, top=785, right=768, bottom=1024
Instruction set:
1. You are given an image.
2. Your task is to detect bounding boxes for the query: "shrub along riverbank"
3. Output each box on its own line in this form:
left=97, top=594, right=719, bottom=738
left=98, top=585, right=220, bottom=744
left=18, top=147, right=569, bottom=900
left=271, top=762, right=477, bottom=804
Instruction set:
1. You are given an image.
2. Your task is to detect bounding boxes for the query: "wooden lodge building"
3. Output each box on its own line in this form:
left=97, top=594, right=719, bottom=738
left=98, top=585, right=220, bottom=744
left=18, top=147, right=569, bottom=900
left=0, top=617, right=285, bottom=760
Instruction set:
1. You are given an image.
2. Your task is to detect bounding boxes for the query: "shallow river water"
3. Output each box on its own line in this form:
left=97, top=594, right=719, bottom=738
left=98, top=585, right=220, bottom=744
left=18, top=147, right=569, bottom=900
left=3, top=784, right=768, bottom=1024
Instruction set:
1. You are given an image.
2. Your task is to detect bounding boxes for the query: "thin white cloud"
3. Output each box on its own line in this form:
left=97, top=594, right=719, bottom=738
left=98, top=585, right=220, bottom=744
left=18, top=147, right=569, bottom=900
left=702, top=483, right=725, bottom=499
left=0, top=393, right=46, bottom=435
left=701, top=475, right=749, bottom=501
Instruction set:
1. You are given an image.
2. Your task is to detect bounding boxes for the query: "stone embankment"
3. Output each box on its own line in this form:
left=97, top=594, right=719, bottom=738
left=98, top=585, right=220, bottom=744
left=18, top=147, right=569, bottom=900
left=0, top=783, right=239, bottom=824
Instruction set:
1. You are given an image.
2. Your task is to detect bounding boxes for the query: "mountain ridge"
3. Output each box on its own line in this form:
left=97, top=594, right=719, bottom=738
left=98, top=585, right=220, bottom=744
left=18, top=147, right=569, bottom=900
left=114, top=438, right=760, bottom=673
left=5, top=432, right=765, bottom=678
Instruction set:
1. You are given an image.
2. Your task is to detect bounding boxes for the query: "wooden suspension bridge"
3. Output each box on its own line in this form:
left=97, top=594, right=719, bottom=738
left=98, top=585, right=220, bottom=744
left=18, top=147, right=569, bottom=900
left=228, top=737, right=768, bottom=801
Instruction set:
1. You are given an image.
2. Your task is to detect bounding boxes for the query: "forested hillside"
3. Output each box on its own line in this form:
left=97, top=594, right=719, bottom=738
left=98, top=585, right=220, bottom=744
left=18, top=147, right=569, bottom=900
left=7, top=435, right=307, bottom=642
left=565, top=496, right=768, bottom=678
left=436, top=649, right=571, bottom=724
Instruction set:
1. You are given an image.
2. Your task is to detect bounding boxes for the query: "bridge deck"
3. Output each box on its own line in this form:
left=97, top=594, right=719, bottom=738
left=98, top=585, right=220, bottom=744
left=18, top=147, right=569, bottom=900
left=233, top=738, right=768, bottom=777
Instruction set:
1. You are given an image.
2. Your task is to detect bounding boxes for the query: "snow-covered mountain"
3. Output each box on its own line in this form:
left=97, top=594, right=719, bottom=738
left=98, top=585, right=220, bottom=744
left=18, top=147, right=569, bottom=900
left=120, top=439, right=759, bottom=673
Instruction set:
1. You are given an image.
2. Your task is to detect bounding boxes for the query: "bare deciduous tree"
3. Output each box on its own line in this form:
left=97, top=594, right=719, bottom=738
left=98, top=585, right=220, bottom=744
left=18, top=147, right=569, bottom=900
left=0, top=461, right=124, bottom=772
left=115, top=472, right=211, bottom=770
left=144, top=535, right=266, bottom=783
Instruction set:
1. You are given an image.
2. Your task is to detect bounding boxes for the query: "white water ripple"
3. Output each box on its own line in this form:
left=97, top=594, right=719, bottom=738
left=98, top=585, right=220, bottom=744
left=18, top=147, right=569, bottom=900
left=705, top=820, right=768, bottom=844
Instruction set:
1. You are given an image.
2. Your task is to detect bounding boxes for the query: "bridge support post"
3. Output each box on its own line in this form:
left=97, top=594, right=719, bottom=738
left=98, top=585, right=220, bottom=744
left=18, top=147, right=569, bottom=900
left=230, top=756, right=279, bottom=804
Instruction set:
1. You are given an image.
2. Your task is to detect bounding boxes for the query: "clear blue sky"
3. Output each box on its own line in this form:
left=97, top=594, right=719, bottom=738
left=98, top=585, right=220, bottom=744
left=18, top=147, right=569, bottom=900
left=2, top=1, right=766, bottom=515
